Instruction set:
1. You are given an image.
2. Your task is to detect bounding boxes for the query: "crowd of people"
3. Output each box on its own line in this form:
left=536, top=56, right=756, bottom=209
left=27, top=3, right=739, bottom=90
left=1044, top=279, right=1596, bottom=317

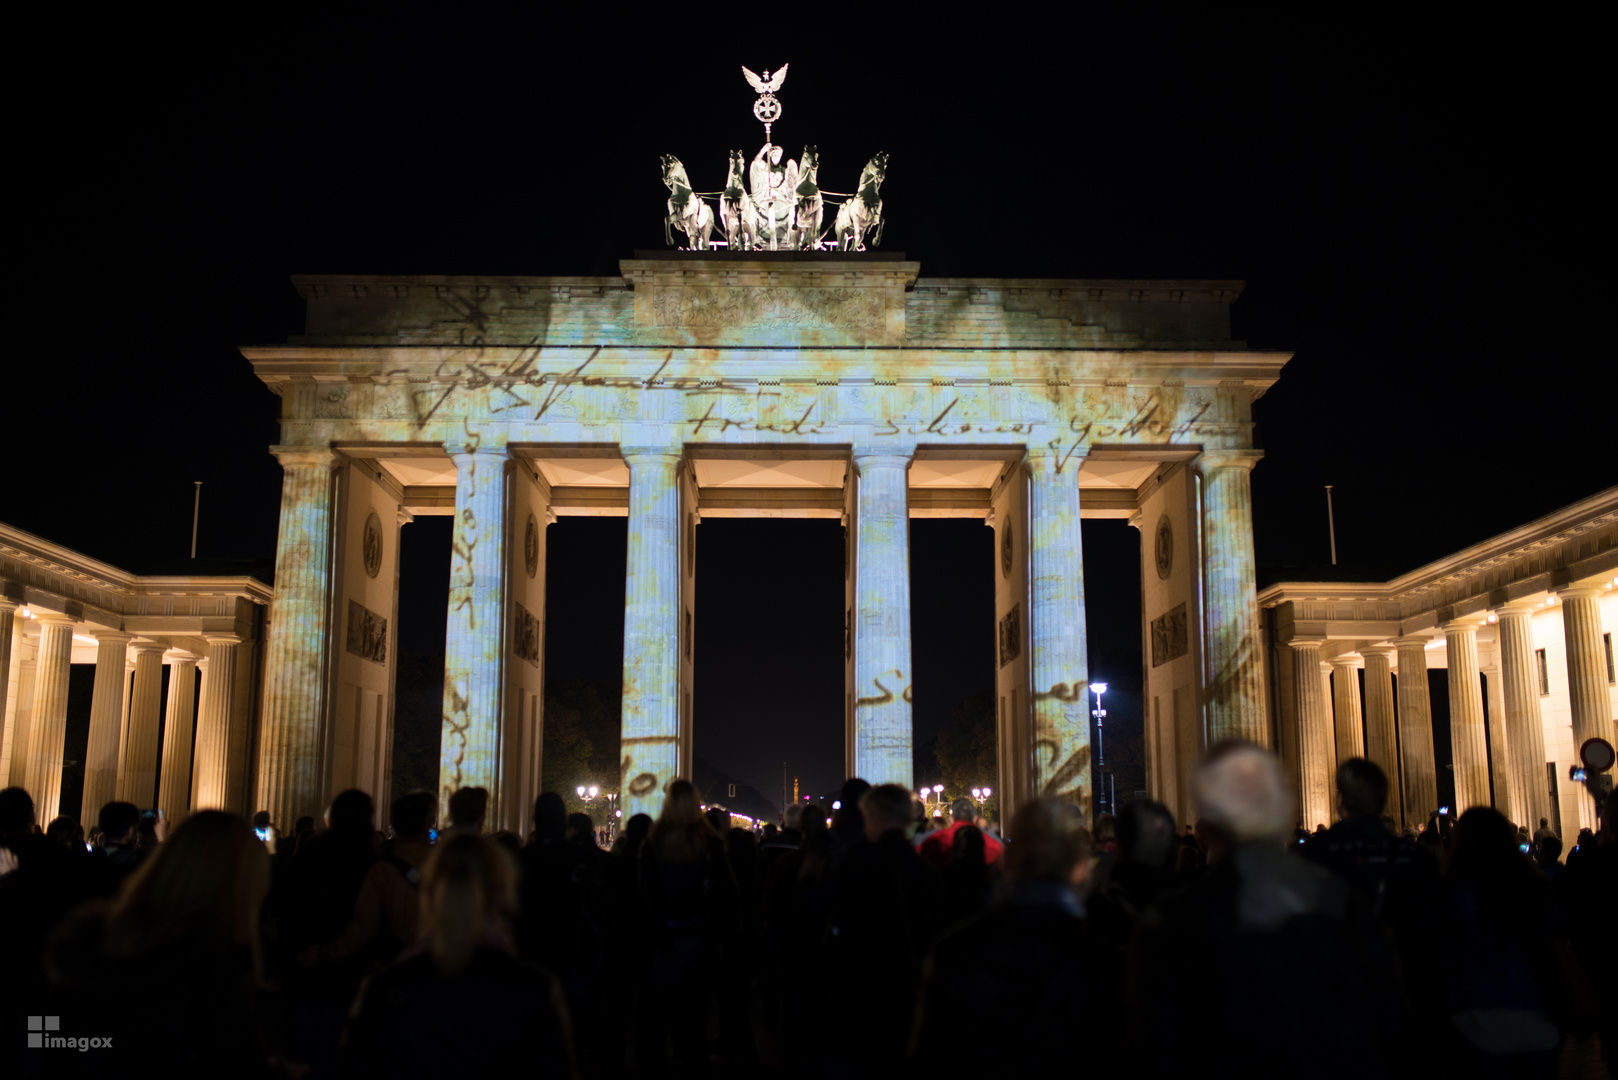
left=0, top=744, right=1613, bottom=1078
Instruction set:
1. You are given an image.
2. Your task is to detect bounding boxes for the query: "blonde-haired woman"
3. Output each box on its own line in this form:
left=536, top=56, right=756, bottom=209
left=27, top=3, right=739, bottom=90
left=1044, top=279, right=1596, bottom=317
left=343, top=833, right=575, bottom=1077
left=46, top=810, right=273, bottom=1074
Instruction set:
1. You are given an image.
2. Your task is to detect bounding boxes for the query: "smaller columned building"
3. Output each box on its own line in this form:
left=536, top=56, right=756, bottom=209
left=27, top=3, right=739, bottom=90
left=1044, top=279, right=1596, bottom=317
left=1255, top=487, right=1618, bottom=839
left=0, top=525, right=272, bottom=825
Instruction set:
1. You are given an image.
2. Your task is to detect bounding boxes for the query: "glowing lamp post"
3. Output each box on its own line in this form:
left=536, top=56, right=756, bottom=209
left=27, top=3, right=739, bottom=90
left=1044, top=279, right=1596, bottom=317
left=1091, top=682, right=1108, bottom=766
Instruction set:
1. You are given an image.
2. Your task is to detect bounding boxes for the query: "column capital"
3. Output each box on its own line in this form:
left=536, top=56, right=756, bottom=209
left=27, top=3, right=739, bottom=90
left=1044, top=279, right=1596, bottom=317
left=1023, top=442, right=1088, bottom=466
left=128, top=639, right=168, bottom=658
left=203, top=633, right=243, bottom=647
left=270, top=445, right=340, bottom=470
left=163, top=648, right=201, bottom=664
left=0, top=598, right=17, bottom=614
left=1330, top=654, right=1363, bottom=670
left=851, top=449, right=914, bottom=470
left=620, top=447, right=682, bottom=467
left=1193, top=448, right=1264, bottom=475
left=1360, top=645, right=1397, bottom=660
left=1287, top=636, right=1327, bottom=650
left=1494, top=601, right=1542, bottom=619
left=1557, top=585, right=1608, bottom=602
left=396, top=505, right=415, bottom=528
left=445, top=441, right=510, bottom=460
left=1319, top=661, right=1335, bottom=674
left=90, top=630, right=133, bottom=645
left=1393, top=634, right=1434, bottom=650
left=32, top=612, right=77, bottom=628
left=1441, top=619, right=1484, bottom=636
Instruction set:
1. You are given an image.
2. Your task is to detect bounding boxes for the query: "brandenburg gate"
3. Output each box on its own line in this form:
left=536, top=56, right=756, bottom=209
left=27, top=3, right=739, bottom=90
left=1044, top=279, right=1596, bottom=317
left=243, top=254, right=1287, bottom=828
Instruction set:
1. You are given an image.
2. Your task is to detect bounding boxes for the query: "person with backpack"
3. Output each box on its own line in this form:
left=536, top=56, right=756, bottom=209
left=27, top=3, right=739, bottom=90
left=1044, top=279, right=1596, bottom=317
left=301, top=790, right=435, bottom=970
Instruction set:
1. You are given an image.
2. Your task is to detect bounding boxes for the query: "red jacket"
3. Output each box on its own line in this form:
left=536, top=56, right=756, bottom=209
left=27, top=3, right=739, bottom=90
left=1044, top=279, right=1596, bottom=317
left=918, top=820, right=1003, bottom=868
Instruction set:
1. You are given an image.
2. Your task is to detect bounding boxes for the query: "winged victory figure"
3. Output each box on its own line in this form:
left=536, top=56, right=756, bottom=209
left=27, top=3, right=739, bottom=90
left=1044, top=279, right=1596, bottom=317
left=742, top=64, right=788, bottom=93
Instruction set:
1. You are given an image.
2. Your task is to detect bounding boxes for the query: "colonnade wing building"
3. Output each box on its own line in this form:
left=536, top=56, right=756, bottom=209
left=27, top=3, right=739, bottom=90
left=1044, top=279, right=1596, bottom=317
left=240, top=254, right=1282, bottom=829
left=1261, top=487, right=1618, bottom=840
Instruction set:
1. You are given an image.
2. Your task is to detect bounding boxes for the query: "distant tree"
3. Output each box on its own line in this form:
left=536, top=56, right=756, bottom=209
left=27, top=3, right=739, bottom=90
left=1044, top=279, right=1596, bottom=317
left=544, top=678, right=615, bottom=814
left=934, top=692, right=998, bottom=819
left=391, top=654, right=445, bottom=798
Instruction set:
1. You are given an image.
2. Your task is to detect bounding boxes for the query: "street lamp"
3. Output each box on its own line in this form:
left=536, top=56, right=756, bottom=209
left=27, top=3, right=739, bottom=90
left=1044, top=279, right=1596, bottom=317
left=576, top=785, right=586, bottom=798
left=588, top=785, right=599, bottom=799
left=1091, top=682, right=1108, bottom=766
left=971, top=787, right=982, bottom=800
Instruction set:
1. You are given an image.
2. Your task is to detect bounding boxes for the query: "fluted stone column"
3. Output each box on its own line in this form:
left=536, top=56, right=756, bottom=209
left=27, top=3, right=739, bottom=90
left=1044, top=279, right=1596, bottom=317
left=119, top=643, right=166, bottom=807
left=1479, top=645, right=1517, bottom=820
left=191, top=635, right=239, bottom=811
left=1444, top=622, right=1490, bottom=812
left=23, top=616, right=75, bottom=821
left=1361, top=647, right=1401, bottom=824
left=257, top=446, right=340, bottom=829
left=80, top=632, right=132, bottom=825
left=157, top=652, right=199, bottom=822
left=116, top=658, right=134, bottom=798
left=1496, top=604, right=1549, bottom=832
left=441, top=444, right=511, bottom=824
left=1559, top=587, right=1614, bottom=750
left=1290, top=639, right=1334, bottom=829
left=6, top=638, right=37, bottom=788
left=1026, top=446, right=1089, bottom=810
left=0, top=600, right=15, bottom=759
left=620, top=449, right=682, bottom=819
left=1395, top=636, right=1438, bottom=820
left=1196, top=451, right=1266, bottom=744
left=1330, top=657, right=1365, bottom=769
left=850, top=450, right=915, bottom=790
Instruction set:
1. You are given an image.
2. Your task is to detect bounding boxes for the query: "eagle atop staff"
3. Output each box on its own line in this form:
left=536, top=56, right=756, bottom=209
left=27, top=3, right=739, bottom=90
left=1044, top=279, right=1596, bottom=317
left=742, top=65, right=788, bottom=94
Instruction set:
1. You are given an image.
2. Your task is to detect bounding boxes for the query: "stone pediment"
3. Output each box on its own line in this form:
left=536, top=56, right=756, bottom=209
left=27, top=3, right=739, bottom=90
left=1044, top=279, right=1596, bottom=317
left=621, top=254, right=918, bottom=348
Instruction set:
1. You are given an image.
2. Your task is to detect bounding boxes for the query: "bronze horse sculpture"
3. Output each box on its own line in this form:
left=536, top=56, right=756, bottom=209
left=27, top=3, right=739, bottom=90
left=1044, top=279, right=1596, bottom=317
left=720, top=149, right=756, bottom=251
left=834, top=151, right=887, bottom=251
left=791, top=144, right=824, bottom=250
left=660, top=154, right=713, bottom=249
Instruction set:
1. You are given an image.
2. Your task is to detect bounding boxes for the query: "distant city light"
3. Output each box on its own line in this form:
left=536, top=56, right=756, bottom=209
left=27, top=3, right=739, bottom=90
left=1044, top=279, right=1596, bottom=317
left=832, top=800, right=841, bottom=810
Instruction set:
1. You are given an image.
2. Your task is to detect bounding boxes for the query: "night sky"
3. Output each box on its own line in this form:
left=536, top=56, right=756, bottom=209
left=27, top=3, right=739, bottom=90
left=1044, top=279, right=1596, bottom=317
left=13, top=11, right=1605, bottom=809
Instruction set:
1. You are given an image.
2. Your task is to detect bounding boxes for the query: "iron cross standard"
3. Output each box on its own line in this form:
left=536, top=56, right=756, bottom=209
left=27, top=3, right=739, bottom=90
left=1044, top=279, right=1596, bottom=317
left=742, top=64, right=787, bottom=143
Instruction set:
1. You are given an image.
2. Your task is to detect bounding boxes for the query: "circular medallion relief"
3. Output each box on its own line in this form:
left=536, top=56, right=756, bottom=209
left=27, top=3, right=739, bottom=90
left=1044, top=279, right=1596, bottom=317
left=524, top=513, right=540, bottom=579
left=362, top=512, right=383, bottom=579
left=1001, top=522, right=1014, bottom=579
left=1154, top=515, right=1174, bottom=580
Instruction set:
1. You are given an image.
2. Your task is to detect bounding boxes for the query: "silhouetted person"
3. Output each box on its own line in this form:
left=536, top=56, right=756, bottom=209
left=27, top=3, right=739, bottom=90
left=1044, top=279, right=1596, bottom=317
left=342, top=834, right=576, bottom=1078
left=446, top=785, right=489, bottom=836
left=1443, top=806, right=1562, bottom=1073
left=1534, top=832, right=1564, bottom=882
left=821, top=783, right=943, bottom=1075
left=939, top=824, right=992, bottom=927
left=1088, top=799, right=1177, bottom=948
left=273, top=789, right=379, bottom=1073
left=1130, top=744, right=1405, bottom=1078
left=1553, top=789, right=1617, bottom=1075
left=912, top=798, right=1122, bottom=1070
left=1303, top=757, right=1444, bottom=1034
left=304, top=790, right=435, bottom=975
left=636, top=779, right=737, bottom=1073
left=46, top=811, right=272, bottom=1077
left=88, top=800, right=145, bottom=898
left=918, top=797, right=1003, bottom=869
left=516, top=792, right=600, bottom=990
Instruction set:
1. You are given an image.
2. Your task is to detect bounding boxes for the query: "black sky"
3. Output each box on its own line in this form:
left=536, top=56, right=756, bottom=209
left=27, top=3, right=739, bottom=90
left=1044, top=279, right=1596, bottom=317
left=12, top=9, right=1607, bottom=803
